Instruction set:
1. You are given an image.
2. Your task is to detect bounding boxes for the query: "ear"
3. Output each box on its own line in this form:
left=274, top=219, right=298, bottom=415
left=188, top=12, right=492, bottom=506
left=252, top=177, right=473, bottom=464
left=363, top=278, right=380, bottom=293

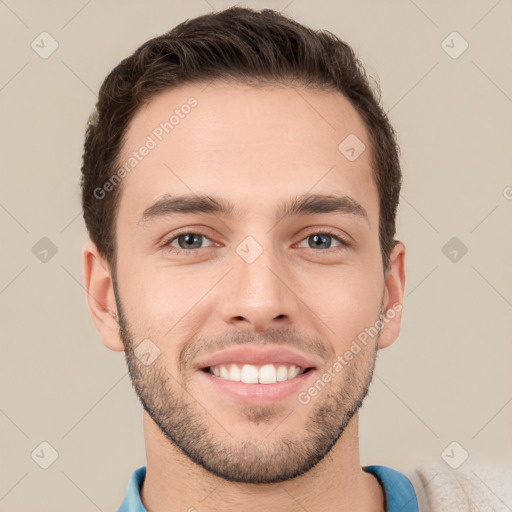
left=377, top=240, right=406, bottom=350
left=82, top=240, right=125, bottom=352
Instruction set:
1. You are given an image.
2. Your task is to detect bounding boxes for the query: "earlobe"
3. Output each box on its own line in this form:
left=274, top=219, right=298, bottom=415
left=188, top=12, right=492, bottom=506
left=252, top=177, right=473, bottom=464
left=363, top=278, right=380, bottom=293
left=377, top=241, right=406, bottom=350
left=82, top=240, right=125, bottom=352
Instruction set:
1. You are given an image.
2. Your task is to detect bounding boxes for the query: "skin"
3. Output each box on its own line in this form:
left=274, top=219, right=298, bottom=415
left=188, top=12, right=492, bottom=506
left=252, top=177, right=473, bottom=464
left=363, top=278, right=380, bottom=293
left=83, top=81, right=406, bottom=512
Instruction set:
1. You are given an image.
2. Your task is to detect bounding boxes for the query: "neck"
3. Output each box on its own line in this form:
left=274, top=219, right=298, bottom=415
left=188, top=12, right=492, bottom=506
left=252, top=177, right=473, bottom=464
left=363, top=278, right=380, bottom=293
left=140, top=412, right=385, bottom=512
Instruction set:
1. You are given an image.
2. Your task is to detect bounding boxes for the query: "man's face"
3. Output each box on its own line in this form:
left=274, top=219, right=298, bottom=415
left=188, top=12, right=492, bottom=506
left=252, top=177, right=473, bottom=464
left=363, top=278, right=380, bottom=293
left=109, top=81, right=394, bottom=483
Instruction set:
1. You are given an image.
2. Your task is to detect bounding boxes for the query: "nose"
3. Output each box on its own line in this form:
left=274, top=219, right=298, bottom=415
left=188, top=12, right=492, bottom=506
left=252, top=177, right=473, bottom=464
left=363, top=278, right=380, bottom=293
left=219, top=240, right=299, bottom=332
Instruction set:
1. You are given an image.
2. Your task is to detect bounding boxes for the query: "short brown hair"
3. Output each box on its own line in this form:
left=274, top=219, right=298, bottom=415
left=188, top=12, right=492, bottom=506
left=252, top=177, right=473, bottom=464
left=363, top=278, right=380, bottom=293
left=81, top=6, right=402, bottom=273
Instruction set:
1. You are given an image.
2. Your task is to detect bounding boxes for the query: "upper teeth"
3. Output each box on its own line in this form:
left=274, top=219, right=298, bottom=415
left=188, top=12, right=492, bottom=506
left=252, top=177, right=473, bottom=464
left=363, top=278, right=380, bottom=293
left=209, top=363, right=306, bottom=384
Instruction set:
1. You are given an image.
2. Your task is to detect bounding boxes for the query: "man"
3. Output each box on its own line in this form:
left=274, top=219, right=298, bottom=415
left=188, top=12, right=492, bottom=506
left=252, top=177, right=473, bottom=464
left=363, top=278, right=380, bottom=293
left=81, top=6, right=415, bottom=511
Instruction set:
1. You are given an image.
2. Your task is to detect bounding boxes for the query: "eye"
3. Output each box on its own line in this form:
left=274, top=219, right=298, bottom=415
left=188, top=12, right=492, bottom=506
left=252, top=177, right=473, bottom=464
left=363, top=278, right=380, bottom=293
left=296, top=230, right=351, bottom=251
left=162, top=231, right=214, bottom=254
left=160, top=228, right=351, bottom=255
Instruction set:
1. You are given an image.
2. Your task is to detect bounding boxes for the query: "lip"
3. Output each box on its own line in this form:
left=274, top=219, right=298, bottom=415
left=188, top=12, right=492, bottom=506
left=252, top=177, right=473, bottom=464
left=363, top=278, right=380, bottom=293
left=197, top=367, right=318, bottom=405
left=194, top=346, right=320, bottom=371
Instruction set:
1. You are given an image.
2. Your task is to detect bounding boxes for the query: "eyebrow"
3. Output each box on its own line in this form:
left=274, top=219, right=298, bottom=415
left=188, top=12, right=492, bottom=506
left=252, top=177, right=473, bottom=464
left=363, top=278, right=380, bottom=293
left=138, top=192, right=370, bottom=227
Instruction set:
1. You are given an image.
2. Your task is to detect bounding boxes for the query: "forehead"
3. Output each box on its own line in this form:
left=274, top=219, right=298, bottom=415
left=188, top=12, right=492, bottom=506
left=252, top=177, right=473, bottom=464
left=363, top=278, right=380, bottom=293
left=116, top=81, right=378, bottom=229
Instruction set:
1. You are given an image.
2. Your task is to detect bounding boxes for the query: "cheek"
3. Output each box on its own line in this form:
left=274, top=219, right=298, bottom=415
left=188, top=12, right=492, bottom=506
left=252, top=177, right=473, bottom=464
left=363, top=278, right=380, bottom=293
left=119, top=242, right=384, bottom=345
left=122, top=266, right=210, bottom=342
left=302, top=267, right=383, bottom=345
left=116, top=259, right=175, bottom=333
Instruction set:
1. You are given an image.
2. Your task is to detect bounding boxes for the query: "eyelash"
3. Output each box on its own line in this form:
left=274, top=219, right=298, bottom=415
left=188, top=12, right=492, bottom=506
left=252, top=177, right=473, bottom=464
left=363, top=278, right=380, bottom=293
left=161, top=228, right=351, bottom=255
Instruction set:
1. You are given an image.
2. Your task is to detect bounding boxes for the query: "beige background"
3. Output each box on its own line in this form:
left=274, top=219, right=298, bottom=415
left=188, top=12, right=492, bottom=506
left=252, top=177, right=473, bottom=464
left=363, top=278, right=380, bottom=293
left=1, top=0, right=511, bottom=510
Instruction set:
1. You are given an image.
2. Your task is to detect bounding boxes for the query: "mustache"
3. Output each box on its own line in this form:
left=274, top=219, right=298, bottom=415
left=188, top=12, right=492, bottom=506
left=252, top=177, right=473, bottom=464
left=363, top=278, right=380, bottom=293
left=180, top=327, right=331, bottom=369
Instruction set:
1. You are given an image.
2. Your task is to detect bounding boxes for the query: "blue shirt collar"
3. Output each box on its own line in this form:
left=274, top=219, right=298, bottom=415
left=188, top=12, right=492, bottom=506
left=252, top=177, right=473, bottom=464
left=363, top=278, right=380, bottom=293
left=118, top=464, right=418, bottom=512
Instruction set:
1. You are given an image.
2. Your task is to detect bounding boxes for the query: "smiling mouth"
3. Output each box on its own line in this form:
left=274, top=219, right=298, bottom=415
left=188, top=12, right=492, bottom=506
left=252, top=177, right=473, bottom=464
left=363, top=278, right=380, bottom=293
left=201, top=363, right=315, bottom=384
